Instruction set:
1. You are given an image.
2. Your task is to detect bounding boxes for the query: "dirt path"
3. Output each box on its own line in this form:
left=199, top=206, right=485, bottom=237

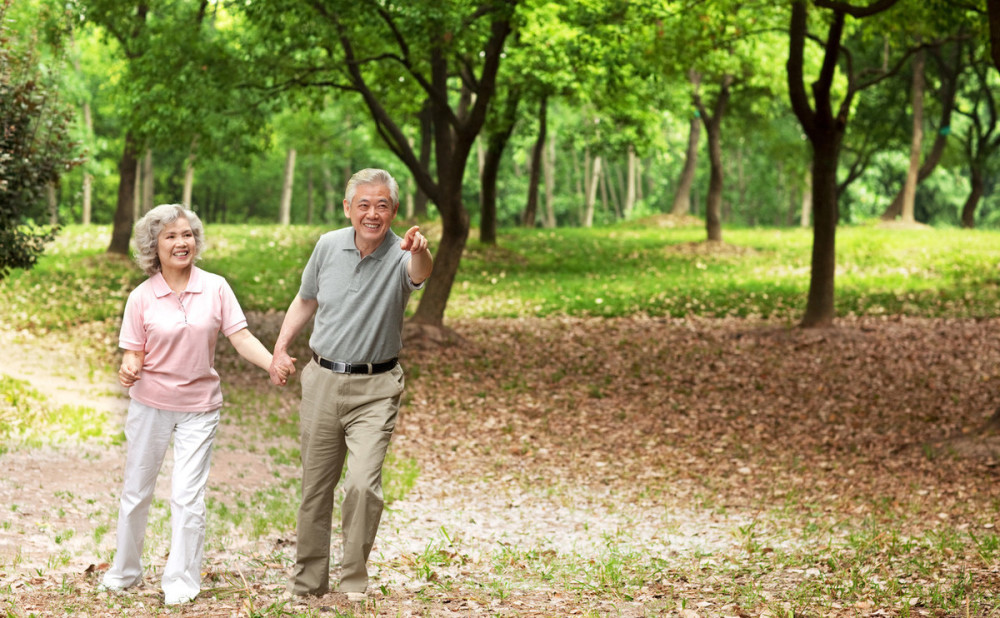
left=0, top=324, right=707, bottom=616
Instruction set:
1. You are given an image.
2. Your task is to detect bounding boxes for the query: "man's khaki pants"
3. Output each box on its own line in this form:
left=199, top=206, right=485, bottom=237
left=289, top=359, right=403, bottom=596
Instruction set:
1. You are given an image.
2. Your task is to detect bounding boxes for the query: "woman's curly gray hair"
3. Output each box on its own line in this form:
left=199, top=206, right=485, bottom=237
left=132, top=204, right=205, bottom=276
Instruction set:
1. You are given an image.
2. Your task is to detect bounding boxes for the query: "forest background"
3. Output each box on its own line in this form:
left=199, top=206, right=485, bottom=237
left=5, top=0, right=1000, bottom=328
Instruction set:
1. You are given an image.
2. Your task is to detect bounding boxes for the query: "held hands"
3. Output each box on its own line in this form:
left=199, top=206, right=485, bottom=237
left=269, top=352, right=297, bottom=387
left=400, top=226, right=428, bottom=254
left=118, top=360, right=141, bottom=388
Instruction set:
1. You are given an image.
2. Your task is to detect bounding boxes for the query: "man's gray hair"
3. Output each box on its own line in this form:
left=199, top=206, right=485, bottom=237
left=345, top=168, right=399, bottom=209
left=132, top=204, right=205, bottom=276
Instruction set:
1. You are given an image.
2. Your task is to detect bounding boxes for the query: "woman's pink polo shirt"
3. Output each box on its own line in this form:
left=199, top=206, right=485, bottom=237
left=119, top=266, right=248, bottom=412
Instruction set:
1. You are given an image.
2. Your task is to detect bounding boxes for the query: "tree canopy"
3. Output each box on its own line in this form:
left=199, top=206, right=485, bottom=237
left=12, top=0, right=1000, bottom=324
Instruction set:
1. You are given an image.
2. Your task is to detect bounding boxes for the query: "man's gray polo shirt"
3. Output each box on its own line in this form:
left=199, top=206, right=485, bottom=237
left=299, top=227, right=424, bottom=363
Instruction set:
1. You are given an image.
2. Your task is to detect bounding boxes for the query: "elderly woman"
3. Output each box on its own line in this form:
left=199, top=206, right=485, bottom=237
left=100, top=204, right=282, bottom=605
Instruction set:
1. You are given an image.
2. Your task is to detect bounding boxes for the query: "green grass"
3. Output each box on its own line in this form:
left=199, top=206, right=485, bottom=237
left=455, top=224, right=1000, bottom=320
left=2, top=222, right=998, bottom=332
left=0, top=375, right=110, bottom=448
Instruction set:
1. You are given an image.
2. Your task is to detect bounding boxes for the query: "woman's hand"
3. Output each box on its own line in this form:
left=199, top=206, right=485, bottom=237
left=119, top=350, right=144, bottom=388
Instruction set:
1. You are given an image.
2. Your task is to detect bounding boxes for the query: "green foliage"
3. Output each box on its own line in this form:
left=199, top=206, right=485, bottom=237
left=0, top=0, right=81, bottom=281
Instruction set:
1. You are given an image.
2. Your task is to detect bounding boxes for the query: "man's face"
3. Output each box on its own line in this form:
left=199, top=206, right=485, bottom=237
left=344, top=183, right=397, bottom=248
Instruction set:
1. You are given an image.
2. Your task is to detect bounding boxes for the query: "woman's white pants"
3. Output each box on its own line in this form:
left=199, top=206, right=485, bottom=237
left=102, top=400, right=219, bottom=603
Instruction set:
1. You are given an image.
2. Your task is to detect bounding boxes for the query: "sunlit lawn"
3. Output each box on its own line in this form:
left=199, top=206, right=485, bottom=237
left=2, top=221, right=999, bottom=333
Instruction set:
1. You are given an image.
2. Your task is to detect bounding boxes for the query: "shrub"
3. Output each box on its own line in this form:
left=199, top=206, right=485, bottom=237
left=0, top=0, right=81, bottom=280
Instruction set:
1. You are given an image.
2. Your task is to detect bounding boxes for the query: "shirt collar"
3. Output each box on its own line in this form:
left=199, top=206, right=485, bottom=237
left=346, top=229, right=398, bottom=260
left=151, top=266, right=204, bottom=298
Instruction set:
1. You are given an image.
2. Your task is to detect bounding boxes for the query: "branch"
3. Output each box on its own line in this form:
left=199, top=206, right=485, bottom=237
left=786, top=1, right=816, bottom=138
left=371, top=3, right=440, bottom=100
left=812, top=9, right=845, bottom=123
left=813, top=0, right=900, bottom=18
left=320, top=9, right=437, bottom=200
left=462, top=11, right=513, bottom=140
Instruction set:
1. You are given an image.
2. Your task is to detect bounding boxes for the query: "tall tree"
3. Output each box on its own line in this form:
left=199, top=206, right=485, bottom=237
left=81, top=0, right=271, bottom=254
left=522, top=96, right=547, bottom=228
left=955, top=40, right=1000, bottom=228
left=787, top=0, right=910, bottom=327
left=898, top=45, right=926, bottom=224
left=671, top=74, right=702, bottom=217
left=692, top=74, right=733, bottom=242
left=479, top=84, right=520, bottom=244
left=880, top=39, right=965, bottom=221
left=240, top=1, right=517, bottom=329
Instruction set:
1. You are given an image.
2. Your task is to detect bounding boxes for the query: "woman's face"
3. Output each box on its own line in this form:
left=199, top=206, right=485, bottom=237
left=156, top=217, right=196, bottom=273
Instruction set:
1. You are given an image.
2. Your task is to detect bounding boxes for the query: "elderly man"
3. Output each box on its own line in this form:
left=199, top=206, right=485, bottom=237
left=269, top=168, right=433, bottom=601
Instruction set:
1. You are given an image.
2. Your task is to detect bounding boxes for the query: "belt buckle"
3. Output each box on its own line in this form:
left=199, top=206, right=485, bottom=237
left=332, top=360, right=350, bottom=373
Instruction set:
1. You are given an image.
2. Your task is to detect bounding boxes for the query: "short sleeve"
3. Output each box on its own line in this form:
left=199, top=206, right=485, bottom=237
left=119, top=288, right=146, bottom=351
left=219, top=279, right=249, bottom=337
left=298, top=243, right=322, bottom=300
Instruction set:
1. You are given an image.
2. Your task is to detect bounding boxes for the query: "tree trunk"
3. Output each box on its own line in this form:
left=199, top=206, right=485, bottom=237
left=604, top=165, right=625, bottom=219
left=107, top=131, right=140, bottom=255
left=141, top=149, right=154, bottom=214
left=47, top=182, right=58, bottom=226
left=988, top=0, right=1000, bottom=72
left=280, top=148, right=296, bottom=225
left=802, top=139, right=841, bottom=327
left=306, top=167, right=315, bottom=225
left=411, top=87, right=470, bottom=325
left=600, top=161, right=614, bottom=218
left=480, top=88, right=520, bottom=243
left=899, top=46, right=925, bottom=223
left=408, top=20, right=509, bottom=328
left=82, top=172, right=93, bottom=225
left=583, top=155, right=601, bottom=228
left=704, top=128, right=723, bottom=242
left=881, top=41, right=962, bottom=221
left=543, top=126, right=556, bottom=228
left=183, top=135, right=198, bottom=208
left=735, top=143, right=746, bottom=223
left=609, top=162, right=623, bottom=219
left=523, top=96, right=547, bottom=228
left=961, top=168, right=983, bottom=228
left=71, top=34, right=93, bottom=225
left=636, top=156, right=645, bottom=203
left=671, top=112, right=701, bottom=216
left=624, top=144, right=636, bottom=218
left=671, top=70, right=703, bottom=217
left=574, top=146, right=585, bottom=205
left=694, top=75, right=733, bottom=243
left=479, top=142, right=501, bottom=244
left=132, top=158, right=141, bottom=221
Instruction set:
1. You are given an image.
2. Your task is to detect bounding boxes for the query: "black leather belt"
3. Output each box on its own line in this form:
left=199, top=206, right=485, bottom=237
left=312, top=353, right=397, bottom=375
